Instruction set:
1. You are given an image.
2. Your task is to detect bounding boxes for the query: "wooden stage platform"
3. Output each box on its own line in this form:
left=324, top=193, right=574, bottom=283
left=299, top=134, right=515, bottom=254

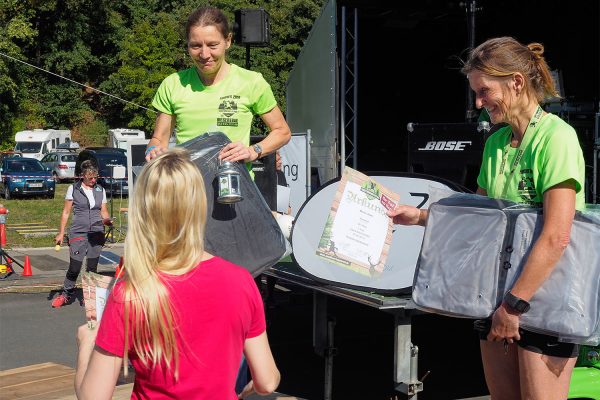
left=0, top=362, right=303, bottom=400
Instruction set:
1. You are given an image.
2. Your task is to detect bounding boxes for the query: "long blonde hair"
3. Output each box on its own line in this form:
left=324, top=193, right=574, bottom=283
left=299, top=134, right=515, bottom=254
left=122, top=148, right=207, bottom=378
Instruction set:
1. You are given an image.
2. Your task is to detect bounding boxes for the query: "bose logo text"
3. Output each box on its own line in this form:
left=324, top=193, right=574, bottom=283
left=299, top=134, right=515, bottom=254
left=418, top=141, right=472, bottom=151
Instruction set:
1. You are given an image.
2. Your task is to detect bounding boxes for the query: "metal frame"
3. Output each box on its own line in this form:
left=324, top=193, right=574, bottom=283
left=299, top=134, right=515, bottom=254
left=340, top=6, right=359, bottom=171
left=464, top=0, right=481, bottom=121
left=303, top=130, right=313, bottom=200
left=264, top=262, right=423, bottom=399
left=593, top=109, right=599, bottom=204
left=279, top=131, right=312, bottom=216
left=126, top=139, right=150, bottom=200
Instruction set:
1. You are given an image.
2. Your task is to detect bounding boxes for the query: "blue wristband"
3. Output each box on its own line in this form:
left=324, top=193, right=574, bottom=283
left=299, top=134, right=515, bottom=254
left=145, top=145, right=157, bottom=156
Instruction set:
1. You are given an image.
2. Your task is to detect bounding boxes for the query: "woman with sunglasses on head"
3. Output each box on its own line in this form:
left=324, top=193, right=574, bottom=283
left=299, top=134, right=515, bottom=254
left=52, top=160, right=113, bottom=308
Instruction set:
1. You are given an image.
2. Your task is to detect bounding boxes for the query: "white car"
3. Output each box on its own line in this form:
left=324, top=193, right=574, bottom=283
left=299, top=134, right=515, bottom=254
left=40, top=151, right=78, bottom=182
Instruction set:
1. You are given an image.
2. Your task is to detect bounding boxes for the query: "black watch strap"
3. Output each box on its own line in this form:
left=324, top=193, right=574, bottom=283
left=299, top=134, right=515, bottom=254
left=504, top=291, right=530, bottom=314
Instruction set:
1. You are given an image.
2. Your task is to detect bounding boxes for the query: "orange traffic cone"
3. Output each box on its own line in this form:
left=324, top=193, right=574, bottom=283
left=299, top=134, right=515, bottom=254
left=22, top=255, right=32, bottom=277
left=115, top=256, right=124, bottom=278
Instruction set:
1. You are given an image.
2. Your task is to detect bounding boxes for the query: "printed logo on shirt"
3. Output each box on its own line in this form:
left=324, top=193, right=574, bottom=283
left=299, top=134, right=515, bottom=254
left=517, top=169, right=538, bottom=205
left=217, top=95, right=239, bottom=127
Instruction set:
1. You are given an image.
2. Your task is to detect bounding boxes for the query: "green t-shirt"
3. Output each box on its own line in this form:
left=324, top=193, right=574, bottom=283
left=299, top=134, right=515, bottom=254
left=477, top=113, right=585, bottom=210
left=152, top=64, right=277, bottom=145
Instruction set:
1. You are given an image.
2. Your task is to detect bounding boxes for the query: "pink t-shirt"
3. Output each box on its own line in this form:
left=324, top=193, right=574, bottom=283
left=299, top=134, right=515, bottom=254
left=95, top=256, right=265, bottom=399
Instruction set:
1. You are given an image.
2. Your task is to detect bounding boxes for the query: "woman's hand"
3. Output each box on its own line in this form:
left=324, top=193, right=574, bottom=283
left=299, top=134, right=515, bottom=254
left=77, top=323, right=99, bottom=349
left=145, top=145, right=167, bottom=161
left=487, top=303, right=521, bottom=343
left=54, top=233, right=63, bottom=246
left=219, top=142, right=255, bottom=163
left=386, top=204, right=423, bottom=226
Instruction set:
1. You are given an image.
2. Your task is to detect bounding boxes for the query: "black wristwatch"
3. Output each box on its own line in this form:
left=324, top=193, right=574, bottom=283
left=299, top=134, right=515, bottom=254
left=504, top=291, right=530, bottom=314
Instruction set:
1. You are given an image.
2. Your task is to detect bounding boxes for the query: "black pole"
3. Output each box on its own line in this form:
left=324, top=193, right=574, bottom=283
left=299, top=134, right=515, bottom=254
left=245, top=45, right=251, bottom=69
left=465, top=0, right=478, bottom=122
left=110, top=166, right=114, bottom=219
left=108, top=166, right=114, bottom=242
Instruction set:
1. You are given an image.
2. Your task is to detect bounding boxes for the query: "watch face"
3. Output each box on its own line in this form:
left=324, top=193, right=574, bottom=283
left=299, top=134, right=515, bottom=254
left=254, top=144, right=262, bottom=154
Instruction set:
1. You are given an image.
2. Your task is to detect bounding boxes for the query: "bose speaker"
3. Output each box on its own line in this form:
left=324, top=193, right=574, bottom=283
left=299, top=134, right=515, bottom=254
left=407, top=122, right=490, bottom=193
left=234, top=8, right=270, bottom=46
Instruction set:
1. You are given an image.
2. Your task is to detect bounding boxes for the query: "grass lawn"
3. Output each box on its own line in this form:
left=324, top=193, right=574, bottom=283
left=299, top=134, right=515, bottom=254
left=1, top=183, right=128, bottom=248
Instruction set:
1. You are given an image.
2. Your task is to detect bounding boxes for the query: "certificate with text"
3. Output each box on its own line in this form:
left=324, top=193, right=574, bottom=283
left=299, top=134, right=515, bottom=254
left=82, top=272, right=117, bottom=329
left=316, top=167, right=399, bottom=276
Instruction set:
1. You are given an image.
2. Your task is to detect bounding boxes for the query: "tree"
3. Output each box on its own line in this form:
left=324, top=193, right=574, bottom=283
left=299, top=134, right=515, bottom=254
left=2, top=0, right=326, bottom=143
left=99, top=12, right=186, bottom=133
left=0, top=0, right=38, bottom=148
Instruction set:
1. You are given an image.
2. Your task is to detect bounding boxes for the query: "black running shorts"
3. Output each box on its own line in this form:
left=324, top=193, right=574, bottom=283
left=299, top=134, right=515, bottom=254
left=474, top=319, right=579, bottom=358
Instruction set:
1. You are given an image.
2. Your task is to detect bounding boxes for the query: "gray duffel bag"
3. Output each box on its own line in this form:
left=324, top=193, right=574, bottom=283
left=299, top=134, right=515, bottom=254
left=412, top=191, right=600, bottom=344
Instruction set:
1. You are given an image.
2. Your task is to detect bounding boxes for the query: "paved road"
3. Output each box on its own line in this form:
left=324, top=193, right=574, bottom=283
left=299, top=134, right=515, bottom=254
left=0, top=292, right=83, bottom=370
left=0, top=244, right=124, bottom=370
left=0, top=243, right=124, bottom=289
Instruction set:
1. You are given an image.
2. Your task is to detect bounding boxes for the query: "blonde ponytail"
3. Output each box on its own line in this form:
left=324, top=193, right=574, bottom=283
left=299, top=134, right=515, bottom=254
left=527, top=42, right=559, bottom=99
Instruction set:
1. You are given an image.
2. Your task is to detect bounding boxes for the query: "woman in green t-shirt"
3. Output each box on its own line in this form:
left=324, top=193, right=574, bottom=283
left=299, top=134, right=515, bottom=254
left=388, top=37, right=585, bottom=400
left=146, top=6, right=291, bottom=163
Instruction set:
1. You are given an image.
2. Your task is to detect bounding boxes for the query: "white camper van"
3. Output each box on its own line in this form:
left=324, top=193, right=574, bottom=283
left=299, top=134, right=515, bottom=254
left=14, top=129, right=72, bottom=160
left=108, top=128, right=146, bottom=152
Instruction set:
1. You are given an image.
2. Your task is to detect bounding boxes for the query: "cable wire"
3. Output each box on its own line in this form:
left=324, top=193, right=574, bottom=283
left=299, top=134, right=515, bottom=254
left=0, top=51, right=157, bottom=113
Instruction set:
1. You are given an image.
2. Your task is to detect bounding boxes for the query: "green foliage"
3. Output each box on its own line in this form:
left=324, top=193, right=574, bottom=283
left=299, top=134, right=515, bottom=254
left=2, top=183, right=70, bottom=248
left=1, top=0, right=326, bottom=141
left=74, top=114, right=109, bottom=147
left=100, top=12, right=186, bottom=132
left=0, top=0, right=38, bottom=145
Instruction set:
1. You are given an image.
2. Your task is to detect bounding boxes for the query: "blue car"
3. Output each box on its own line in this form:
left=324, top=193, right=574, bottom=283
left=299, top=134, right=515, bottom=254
left=0, top=157, right=56, bottom=199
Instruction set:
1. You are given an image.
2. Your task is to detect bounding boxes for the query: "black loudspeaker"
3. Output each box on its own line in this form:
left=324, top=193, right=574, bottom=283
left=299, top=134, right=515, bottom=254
left=250, top=136, right=277, bottom=210
left=407, top=122, right=490, bottom=193
left=234, top=9, right=270, bottom=46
